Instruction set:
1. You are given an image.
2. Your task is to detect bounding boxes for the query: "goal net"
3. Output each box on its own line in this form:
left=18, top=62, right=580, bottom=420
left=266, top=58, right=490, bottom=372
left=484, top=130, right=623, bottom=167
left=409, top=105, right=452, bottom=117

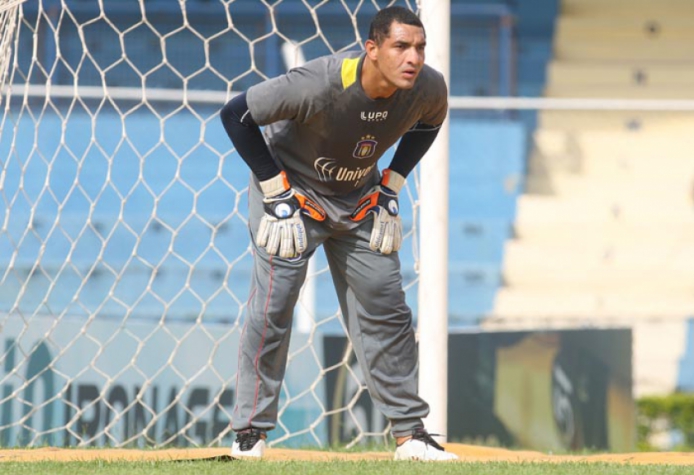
left=0, top=0, right=420, bottom=448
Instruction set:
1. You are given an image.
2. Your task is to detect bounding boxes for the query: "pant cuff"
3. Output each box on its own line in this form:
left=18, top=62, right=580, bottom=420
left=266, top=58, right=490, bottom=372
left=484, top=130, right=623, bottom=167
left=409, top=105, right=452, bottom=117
left=390, top=419, right=424, bottom=438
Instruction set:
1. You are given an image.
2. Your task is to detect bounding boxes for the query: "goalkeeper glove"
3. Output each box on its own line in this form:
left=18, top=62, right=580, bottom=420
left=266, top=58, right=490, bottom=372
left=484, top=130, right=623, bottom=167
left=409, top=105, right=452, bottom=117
left=257, top=171, right=326, bottom=259
left=350, top=169, right=406, bottom=255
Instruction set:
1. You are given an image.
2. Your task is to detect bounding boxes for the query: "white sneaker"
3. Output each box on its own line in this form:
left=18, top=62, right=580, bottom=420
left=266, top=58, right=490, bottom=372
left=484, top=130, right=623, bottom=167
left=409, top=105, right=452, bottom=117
left=394, top=428, right=459, bottom=461
left=231, top=428, right=266, bottom=458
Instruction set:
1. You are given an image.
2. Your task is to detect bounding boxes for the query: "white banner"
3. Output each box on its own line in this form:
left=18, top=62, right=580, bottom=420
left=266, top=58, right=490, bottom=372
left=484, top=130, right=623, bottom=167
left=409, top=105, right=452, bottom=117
left=0, top=314, right=325, bottom=447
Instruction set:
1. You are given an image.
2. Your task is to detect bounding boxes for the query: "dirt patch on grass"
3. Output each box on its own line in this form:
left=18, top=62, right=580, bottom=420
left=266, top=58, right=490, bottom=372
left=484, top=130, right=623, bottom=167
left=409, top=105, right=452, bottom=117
left=0, top=444, right=693, bottom=465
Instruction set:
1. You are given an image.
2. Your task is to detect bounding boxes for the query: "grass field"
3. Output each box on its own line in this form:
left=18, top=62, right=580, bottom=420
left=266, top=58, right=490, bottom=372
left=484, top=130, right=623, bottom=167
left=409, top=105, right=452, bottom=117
left=2, top=444, right=694, bottom=474
left=2, top=460, right=694, bottom=475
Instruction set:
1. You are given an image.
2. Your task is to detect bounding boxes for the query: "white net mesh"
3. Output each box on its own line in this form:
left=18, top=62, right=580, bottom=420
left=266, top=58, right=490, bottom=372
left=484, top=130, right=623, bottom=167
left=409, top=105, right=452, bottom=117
left=0, top=0, right=419, bottom=448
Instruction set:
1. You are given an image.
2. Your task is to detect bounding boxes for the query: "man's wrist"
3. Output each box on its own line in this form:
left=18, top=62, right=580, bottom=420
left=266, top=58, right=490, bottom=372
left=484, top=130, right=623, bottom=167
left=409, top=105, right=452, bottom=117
left=259, top=171, right=291, bottom=198
left=380, top=169, right=406, bottom=194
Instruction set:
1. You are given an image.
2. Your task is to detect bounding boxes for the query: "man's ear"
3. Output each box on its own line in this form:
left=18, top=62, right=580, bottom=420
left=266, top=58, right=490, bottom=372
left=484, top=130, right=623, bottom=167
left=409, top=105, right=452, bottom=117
left=365, top=39, right=378, bottom=60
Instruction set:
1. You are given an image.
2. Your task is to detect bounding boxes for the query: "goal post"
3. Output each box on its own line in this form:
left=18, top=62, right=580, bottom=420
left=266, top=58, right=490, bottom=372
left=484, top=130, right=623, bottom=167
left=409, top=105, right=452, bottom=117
left=418, top=0, right=451, bottom=441
left=0, top=0, right=24, bottom=107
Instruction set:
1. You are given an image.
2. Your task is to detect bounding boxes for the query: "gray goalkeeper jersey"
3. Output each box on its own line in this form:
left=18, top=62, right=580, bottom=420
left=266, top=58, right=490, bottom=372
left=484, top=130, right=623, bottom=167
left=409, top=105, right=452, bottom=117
left=246, top=50, right=447, bottom=228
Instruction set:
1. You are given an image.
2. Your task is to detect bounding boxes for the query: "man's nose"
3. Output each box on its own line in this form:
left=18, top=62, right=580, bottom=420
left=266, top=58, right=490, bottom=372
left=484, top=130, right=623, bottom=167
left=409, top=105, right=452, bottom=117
left=406, top=48, right=422, bottom=65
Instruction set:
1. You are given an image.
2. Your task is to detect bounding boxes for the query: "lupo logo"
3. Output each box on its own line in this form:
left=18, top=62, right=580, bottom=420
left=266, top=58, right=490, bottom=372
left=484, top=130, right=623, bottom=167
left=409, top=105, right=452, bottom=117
left=360, top=111, right=388, bottom=122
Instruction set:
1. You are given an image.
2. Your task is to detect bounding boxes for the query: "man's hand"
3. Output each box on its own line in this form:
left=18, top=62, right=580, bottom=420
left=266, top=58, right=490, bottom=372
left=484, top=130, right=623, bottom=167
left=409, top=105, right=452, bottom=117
left=350, top=169, right=406, bottom=255
left=257, top=172, right=325, bottom=259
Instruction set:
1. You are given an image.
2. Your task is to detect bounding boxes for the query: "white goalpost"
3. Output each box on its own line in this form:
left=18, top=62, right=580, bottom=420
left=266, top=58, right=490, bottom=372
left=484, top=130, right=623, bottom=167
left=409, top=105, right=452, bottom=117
left=0, top=0, right=24, bottom=107
left=418, top=0, right=450, bottom=441
left=0, top=0, right=448, bottom=449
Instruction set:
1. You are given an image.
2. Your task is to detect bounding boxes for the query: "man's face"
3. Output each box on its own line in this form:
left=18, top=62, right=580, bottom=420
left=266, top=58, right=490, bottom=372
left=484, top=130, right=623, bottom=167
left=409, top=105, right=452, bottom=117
left=370, top=21, right=426, bottom=91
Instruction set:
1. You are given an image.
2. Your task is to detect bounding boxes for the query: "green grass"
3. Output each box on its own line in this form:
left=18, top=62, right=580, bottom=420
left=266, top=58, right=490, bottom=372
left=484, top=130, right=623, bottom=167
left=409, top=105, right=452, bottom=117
left=1, top=461, right=693, bottom=475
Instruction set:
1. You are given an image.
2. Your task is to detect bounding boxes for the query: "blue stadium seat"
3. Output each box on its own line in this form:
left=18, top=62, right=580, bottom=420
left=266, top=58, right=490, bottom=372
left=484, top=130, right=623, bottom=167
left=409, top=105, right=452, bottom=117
left=449, top=218, right=513, bottom=262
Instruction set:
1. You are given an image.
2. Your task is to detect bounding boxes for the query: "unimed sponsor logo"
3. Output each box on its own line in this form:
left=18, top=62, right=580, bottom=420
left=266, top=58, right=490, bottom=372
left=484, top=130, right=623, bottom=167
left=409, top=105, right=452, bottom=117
left=314, top=158, right=375, bottom=186
left=335, top=164, right=375, bottom=183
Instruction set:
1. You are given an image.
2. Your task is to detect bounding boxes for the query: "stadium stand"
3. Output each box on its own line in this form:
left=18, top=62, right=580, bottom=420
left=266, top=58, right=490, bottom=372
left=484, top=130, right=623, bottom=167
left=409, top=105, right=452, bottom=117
left=491, top=0, right=694, bottom=395
left=443, top=0, right=558, bottom=326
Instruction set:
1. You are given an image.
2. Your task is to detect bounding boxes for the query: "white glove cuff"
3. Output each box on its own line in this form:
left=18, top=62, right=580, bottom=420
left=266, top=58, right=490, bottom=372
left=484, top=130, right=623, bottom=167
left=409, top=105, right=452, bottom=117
left=380, top=169, right=406, bottom=194
left=259, top=171, right=290, bottom=198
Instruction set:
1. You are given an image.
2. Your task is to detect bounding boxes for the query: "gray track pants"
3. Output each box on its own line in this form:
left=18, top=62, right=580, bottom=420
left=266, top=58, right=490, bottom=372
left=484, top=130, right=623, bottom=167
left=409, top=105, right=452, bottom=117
left=231, top=184, right=429, bottom=437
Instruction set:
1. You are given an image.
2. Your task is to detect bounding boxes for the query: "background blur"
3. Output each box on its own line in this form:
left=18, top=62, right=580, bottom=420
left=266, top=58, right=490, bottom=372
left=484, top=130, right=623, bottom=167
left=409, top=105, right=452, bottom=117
left=2, top=0, right=694, bottom=452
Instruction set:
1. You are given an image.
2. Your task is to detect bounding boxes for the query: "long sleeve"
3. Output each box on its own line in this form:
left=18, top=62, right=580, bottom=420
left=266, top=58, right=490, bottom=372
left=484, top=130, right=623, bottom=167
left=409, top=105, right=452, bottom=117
left=220, top=92, right=282, bottom=181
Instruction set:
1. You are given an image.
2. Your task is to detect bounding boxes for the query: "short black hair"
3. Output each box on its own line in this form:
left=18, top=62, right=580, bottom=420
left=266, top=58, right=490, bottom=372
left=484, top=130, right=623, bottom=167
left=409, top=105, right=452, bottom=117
left=368, top=6, right=424, bottom=45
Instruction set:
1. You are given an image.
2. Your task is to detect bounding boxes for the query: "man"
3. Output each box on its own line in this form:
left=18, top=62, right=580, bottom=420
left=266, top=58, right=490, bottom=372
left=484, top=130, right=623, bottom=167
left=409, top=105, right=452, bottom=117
left=220, top=6, right=457, bottom=462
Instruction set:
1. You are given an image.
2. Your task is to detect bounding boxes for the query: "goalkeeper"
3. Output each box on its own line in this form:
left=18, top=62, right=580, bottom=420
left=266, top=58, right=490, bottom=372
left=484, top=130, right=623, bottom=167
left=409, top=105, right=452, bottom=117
left=220, top=6, right=455, bottom=462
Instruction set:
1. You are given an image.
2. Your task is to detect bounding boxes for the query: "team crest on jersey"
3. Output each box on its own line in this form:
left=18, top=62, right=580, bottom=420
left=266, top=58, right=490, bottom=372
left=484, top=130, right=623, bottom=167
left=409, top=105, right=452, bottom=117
left=353, top=135, right=377, bottom=159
